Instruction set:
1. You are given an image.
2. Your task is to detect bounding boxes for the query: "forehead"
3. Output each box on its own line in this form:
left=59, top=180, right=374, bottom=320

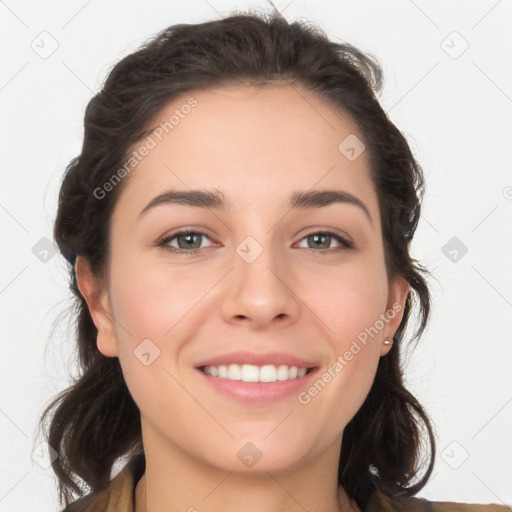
left=114, top=84, right=377, bottom=220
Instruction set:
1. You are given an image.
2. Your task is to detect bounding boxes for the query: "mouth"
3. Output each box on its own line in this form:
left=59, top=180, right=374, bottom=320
left=199, top=363, right=315, bottom=383
left=195, top=363, right=319, bottom=404
left=193, top=351, right=320, bottom=403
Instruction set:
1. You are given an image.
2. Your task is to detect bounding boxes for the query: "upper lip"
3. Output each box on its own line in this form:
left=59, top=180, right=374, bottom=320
left=194, top=350, right=318, bottom=369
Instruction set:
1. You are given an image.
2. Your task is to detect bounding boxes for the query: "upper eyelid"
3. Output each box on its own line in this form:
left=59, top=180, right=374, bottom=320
left=159, top=228, right=353, bottom=247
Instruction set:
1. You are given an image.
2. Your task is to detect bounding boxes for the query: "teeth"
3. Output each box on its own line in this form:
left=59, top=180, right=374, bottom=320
left=201, top=364, right=311, bottom=382
left=260, top=365, right=277, bottom=382
left=227, top=364, right=242, bottom=380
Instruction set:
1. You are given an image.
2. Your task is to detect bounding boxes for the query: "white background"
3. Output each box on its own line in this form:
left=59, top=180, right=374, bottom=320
left=1, top=0, right=511, bottom=510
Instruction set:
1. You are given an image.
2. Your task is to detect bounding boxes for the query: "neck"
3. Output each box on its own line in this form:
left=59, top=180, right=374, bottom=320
left=135, top=472, right=360, bottom=512
left=134, top=426, right=360, bottom=512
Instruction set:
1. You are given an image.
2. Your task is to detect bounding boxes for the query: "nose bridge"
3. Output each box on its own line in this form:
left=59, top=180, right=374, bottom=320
left=220, top=223, right=300, bottom=327
left=238, top=232, right=280, bottom=279
left=232, top=204, right=281, bottom=271
left=234, top=229, right=286, bottom=296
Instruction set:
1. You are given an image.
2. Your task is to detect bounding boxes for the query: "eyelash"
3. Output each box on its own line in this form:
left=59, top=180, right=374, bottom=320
left=156, top=229, right=354, bottom=254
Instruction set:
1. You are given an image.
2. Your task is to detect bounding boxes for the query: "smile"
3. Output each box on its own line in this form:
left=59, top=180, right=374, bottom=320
left=201, top=363, right=313, bottom=382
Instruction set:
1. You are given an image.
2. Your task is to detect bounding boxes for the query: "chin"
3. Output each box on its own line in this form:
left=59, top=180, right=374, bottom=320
left=192, top=433, right=320, bottom=475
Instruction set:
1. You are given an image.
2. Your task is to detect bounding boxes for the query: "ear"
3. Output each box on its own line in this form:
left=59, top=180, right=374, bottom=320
left=380, top=274, right=410, bottom=356
left=74, top=255, right=118, bottom=357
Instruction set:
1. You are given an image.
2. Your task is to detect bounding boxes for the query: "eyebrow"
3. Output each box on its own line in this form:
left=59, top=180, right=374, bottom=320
left=138, top=188, right=373, bottom=226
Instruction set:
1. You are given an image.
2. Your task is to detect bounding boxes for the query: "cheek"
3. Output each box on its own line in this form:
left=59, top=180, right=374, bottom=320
left=109, top=258, right=206, bottom=341
left=298, top=265, right=386, bottom=412
left=108, top=260, right=204, bottom=423
left=304, top=261, right=388, bottom=343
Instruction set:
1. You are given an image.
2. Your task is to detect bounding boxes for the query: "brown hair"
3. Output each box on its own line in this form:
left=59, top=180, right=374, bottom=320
left=39, top=6, right=435, bottom=509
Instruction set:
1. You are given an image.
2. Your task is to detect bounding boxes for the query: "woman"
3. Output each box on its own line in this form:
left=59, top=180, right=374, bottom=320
left=39, top=7, right=511, bottom=512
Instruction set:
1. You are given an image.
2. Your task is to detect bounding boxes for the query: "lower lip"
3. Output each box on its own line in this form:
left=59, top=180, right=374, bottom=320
left=195, top=367, right=319, bottom=404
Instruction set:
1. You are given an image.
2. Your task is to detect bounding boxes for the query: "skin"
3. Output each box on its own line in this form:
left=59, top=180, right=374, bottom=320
left=76, top=84, right=409, bottom=512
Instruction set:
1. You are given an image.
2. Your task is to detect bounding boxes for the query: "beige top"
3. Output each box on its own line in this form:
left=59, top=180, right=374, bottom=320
left=61, top=454, right=511, bottom=512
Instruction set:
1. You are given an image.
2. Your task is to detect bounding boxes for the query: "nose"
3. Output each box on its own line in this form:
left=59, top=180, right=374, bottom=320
left=220, top=238, right=301, bottom=330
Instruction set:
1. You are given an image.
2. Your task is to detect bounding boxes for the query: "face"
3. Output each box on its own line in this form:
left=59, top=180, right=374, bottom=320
left=78, top=84, right=409, bottom=474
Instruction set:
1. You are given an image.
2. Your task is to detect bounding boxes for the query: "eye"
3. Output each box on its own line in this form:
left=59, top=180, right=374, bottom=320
left=157, top=229, right=214, bottom=254
left=157, top=229, right=353, bottom=254
left=296, top=231, right=353, bottom=252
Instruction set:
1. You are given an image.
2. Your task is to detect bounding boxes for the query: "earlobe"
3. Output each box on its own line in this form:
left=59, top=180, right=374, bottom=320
left=74, top=255, right=118, bottom=358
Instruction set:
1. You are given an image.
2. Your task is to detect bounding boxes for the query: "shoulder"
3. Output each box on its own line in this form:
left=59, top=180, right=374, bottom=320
left=59, top=453, right=145, bottom=512
left=365, top=489, right=512, bottom=512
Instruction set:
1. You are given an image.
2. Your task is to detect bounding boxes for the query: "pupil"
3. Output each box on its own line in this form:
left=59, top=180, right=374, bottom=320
left=180, top=233, right=200, bottom=249
left=311, top=234, right=328, bottom=249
